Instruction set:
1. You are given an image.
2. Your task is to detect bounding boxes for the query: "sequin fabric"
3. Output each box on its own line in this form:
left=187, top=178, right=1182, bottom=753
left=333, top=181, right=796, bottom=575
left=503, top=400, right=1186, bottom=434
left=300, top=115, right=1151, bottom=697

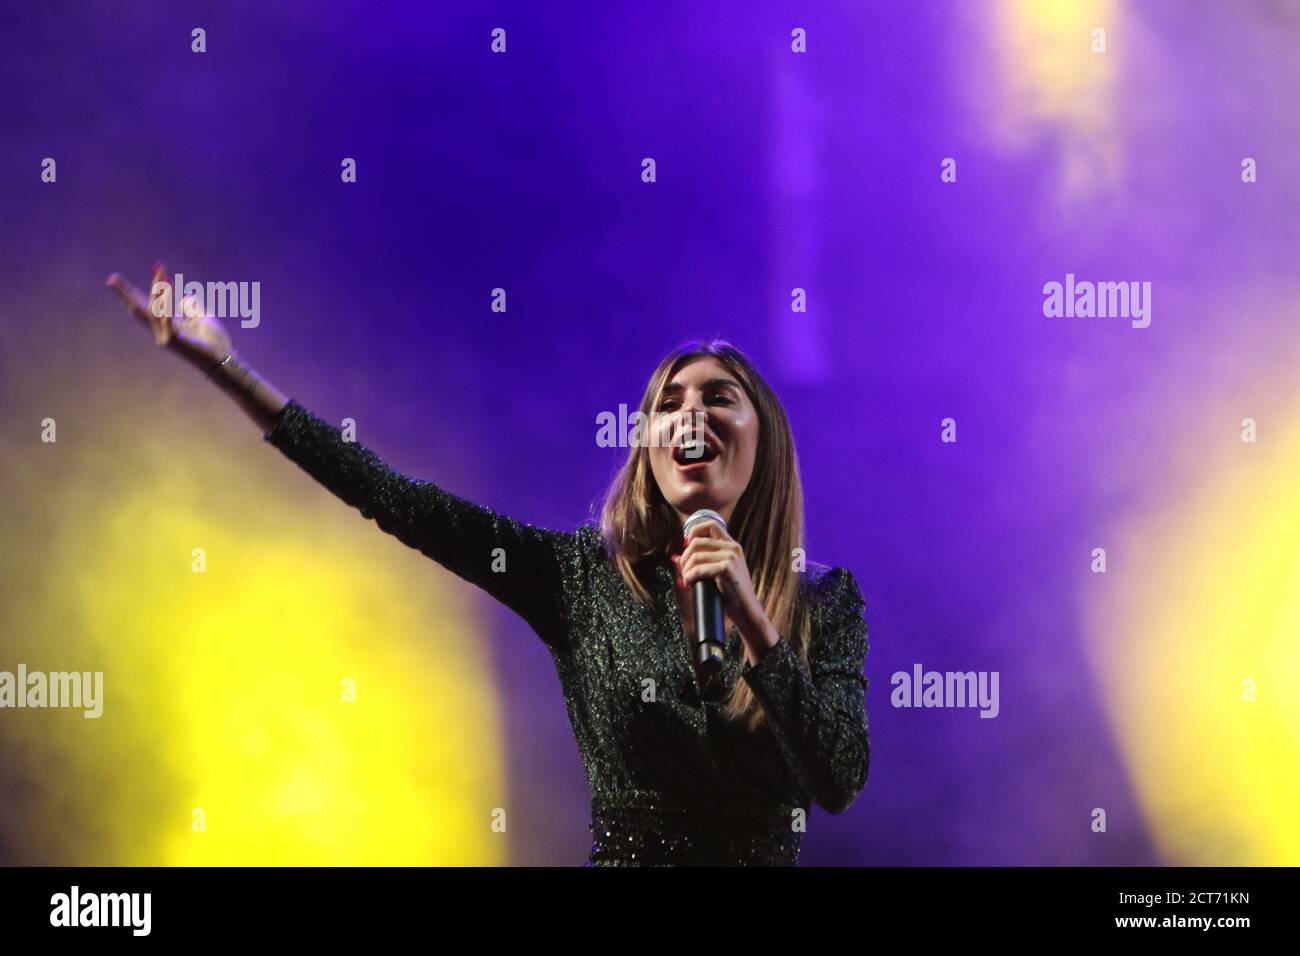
left=264, top=399, right=870, bottom=866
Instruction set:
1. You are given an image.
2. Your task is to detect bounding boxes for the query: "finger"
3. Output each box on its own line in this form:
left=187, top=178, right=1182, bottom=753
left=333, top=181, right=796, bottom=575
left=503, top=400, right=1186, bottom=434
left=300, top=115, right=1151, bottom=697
left=149, top=261, right=170, bottom=305
left=682, top=536, right=736, bottom=563
left=681, top=546, right=725, bottom=577
left=176, top=293, right=206, bottom=334
left=685, top=534, right=733, bottom=551
left=682, top=559, right=731, bottom=588
left=111, top=271, right=170, bottom=348
left=105, top=273, right=155, bottom=328
left=148, top=262, right=176, bottom=345
left=686, top=520, right=730, bottom=543
left=180, top=293, right=205, bottom=320
left=150, top=261, right=173, bottom=311
left=680, top=546, right=734, bottom=576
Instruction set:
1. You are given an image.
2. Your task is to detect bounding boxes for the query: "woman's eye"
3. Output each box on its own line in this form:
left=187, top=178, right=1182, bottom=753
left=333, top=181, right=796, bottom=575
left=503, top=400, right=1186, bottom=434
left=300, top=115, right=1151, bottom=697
left=657, top=401, right=678, bottom=412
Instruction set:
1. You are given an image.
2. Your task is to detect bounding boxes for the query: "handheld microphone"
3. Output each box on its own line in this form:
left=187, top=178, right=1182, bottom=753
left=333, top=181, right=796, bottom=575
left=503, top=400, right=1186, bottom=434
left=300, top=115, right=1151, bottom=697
left=682, top=509, right=728, bottom=691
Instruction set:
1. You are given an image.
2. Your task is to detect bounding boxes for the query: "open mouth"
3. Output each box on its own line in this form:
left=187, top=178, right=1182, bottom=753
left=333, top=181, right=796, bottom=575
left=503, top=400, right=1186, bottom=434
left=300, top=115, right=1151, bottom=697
left=673, top=440, right=718, bottom=465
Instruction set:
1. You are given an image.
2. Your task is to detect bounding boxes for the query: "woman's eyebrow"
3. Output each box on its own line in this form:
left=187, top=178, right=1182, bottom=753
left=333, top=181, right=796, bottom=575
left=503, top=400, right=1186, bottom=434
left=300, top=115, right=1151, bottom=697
left=661, top=377, right=741, bottom=394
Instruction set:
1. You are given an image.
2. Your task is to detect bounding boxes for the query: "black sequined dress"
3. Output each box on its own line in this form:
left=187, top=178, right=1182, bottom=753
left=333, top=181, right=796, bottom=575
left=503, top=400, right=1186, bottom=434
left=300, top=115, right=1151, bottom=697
left=264, top=399, right=870, bottom=866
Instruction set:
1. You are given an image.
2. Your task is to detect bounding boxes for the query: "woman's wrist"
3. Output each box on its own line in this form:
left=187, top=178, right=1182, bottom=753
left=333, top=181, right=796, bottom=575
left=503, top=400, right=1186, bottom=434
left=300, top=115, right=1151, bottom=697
left=207, top=349, right=249, bottom=393
left=205, top=348, right=290, bottom=432
left=737, top=602, right=780, bottom=661
left=202, top=349, right=233, bottom=384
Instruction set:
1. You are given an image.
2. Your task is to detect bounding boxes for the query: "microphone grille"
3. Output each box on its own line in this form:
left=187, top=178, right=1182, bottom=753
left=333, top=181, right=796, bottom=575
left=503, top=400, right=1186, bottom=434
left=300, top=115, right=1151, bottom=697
left=682, top=509, right=727, bottom=536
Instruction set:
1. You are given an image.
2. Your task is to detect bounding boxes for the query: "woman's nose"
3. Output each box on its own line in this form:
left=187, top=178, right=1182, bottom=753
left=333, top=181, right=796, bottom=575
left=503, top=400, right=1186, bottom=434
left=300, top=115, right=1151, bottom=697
left=675, top=406, right=707, bottom=439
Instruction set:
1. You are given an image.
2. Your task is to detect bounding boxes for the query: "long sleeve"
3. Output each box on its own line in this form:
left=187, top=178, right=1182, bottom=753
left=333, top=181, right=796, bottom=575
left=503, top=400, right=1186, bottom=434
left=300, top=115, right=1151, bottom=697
left=740, top=567, right=870, bottom=814
left=262, top=398, right=578, bottom=649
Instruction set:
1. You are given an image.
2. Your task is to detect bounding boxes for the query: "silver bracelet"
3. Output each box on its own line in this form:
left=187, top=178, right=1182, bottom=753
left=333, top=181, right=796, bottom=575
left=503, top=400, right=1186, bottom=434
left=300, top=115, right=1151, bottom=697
left=208, top=351, right=257, bottom=398
left=205, top=351, right=236, bottom=384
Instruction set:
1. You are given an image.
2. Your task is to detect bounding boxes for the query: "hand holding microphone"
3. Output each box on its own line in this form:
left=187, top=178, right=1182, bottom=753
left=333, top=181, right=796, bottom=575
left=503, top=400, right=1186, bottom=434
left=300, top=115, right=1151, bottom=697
left=680, top=509, right=730, bottom=683
left=675, top=509, right=775, bottom=696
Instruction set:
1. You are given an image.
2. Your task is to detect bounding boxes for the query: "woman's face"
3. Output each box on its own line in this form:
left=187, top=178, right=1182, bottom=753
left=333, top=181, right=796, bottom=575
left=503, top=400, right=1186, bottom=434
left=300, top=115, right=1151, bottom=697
left=647, top=357, right=759, bottom=529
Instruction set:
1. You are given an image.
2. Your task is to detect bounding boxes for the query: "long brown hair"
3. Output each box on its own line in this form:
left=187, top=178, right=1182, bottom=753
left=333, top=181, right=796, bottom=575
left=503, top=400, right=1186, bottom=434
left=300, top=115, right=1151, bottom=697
left=598, top=339, right=813, bottom=730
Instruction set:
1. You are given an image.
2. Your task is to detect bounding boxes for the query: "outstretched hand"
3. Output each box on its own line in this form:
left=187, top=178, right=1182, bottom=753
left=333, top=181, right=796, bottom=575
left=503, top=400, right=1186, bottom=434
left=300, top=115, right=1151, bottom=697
left=105, top=262, right=232, bottom=372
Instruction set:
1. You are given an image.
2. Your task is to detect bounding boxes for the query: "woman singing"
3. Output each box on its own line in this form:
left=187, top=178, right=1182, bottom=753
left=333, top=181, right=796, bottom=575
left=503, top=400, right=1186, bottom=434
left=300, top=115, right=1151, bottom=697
left=106, top=263, right=871, bottom=866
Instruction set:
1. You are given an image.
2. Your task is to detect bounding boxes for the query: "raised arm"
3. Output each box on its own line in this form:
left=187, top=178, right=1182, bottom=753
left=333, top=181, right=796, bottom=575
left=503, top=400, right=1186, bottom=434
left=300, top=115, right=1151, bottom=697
left=106, top=264, right=579, bottom=648
left=262, top=400, right=578, bottom=647
left=105, top=263, right=288, bottom=431
left=739, top=567, right=871, bottom=814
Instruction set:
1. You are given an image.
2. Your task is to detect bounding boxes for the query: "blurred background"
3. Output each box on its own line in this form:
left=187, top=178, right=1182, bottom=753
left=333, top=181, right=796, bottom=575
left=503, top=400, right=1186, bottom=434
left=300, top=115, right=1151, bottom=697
left=0, top=0, right=1297, bottom=865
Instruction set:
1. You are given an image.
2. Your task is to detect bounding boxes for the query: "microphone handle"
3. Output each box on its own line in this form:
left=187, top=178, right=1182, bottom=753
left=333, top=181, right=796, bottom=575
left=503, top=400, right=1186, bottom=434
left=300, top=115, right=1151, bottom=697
left=693, top=578, right=726, bottom=679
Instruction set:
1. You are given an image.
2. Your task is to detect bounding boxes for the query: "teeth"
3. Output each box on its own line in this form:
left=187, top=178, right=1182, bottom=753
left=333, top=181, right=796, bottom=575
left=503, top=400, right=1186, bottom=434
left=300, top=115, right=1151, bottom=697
left=677, top=441, right=713, bottom=463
